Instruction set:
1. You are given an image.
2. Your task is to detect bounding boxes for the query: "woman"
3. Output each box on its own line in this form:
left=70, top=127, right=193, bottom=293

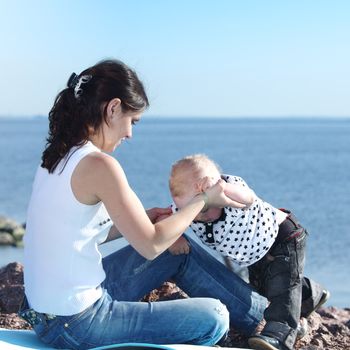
left=21, top=59, right=266, bottom=349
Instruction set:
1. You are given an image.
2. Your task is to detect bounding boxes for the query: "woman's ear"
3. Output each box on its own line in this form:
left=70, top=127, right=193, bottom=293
left=106, top=98, right=122, bottom=120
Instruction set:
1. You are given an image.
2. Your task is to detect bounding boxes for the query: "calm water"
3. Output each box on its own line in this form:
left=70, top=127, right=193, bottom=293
left=0, top=117, right=349, bottom=307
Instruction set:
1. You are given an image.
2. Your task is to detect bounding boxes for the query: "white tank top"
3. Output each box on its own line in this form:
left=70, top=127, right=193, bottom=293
left=24, top=141, right=113, bottom=315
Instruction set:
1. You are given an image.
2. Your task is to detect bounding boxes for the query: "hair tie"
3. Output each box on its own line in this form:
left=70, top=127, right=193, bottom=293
left=67, top=72, right=92, bottom=99
left=67, top=73, right=79, bottom=89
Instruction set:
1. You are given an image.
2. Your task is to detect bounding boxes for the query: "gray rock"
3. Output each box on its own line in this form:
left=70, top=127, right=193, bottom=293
left=0, top=215, right=25, bottom=246
left=0, top=232, right=16, bottom=246
left=0, top=216, right=22, bottom=233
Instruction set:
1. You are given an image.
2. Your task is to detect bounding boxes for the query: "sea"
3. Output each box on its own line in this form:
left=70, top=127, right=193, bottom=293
left=0, top=116, right=349, bottom=307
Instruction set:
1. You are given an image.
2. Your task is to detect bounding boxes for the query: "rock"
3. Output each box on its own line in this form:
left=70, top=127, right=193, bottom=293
left=0, top=215, right=25, bottom=246
left=295, top=307, right=350, bottom=350
left=142, top=281, right=188, bottom=302
left=0, top=216, right=22, bottom=234
left=0, top=262, right=25, bottom=313
left=1, top=263, right=349, bottom=350
left=0, top=312, right=32, bottom=330
left=0, top=232, right=16, bottom=246
left=0, top=262, right=29, bottom=329
left=12, top=227, right=25, bottom=243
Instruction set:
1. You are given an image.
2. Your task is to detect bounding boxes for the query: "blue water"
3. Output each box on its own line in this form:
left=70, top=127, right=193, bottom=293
left=0, top=117, right=349, bottom=307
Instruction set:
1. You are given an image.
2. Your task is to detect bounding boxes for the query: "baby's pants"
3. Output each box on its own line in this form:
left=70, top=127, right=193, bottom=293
left=248, top=210, right=307, bottom=350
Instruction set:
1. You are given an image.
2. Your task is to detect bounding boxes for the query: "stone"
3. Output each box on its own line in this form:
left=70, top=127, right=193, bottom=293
left=0, top=232, right=15, bottom=246
left=142, top=281, right=188, bottom=301
left=0, top=216, right=22, bottom=233
left=0, top=262, right=25, bottom=313
left=0, top=215, right=25, bottom=246
left=0, top=312, right=32, bottom=330
left=12, top=226, right=25, bottom=242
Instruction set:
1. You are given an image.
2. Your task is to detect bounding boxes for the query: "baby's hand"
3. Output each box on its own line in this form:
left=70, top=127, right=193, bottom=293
left=147, top=207, right=172, bottom=223
left=168, top=236, right=190, bottom=255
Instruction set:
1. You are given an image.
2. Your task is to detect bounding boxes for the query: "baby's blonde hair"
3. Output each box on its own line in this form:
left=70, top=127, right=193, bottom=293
left=169, top=154, right=221, bottom=198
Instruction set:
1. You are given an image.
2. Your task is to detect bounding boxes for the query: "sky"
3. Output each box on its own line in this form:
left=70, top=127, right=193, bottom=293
left=0, top=0, right=349, bottom=118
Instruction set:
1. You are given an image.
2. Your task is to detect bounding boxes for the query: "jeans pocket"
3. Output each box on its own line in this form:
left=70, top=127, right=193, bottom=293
left=34, top=318, right=61, bottom=345
left=40, top=319, right=94, bottom=350
left=54, top=301, right=102, bottom=349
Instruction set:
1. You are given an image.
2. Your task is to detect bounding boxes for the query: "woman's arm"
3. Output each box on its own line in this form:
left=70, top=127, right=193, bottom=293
left=72, top=153, right=234, bottom=260
left=103, top=207, right=172, bottom=243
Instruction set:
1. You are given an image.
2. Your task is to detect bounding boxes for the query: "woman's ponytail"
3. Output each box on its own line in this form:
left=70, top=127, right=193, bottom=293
left=41, top=59, right=149, bottom=173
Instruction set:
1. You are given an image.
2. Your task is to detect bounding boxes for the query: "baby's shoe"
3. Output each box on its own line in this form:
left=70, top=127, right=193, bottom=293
left=313, top=289, right=331, bottom=312
left=302, top=289, right=331, bottom=318
left=248, top=334, right=289, bottom=350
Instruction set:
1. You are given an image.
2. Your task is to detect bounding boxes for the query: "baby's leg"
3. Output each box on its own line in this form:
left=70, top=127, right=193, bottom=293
left=301, top=276, right=330, bottom=318
left=249, top=229, right=307, bottom=350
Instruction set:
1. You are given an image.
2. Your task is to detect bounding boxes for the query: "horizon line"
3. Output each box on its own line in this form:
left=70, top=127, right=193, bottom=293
left=1, top=114, right=350, bottom=120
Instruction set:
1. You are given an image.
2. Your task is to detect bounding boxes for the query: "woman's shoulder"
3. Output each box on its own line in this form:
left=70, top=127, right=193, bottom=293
left=79, top=151, right=123, bottom=174
left=71, top=152, right=126, bottom=202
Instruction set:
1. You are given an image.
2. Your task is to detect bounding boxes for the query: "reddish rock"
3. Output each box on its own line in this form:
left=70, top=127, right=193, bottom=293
left=296, top=307, right=350, bottom=350
left=142, top=281, right=188, bottom=301
left=0, top=262, right=30, bottom=329
left=0, top=262, right=25, bottom=313
left=0, top=312, right=31, bottom=330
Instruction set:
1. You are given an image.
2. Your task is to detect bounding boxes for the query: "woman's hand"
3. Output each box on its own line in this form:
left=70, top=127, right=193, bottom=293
left=168, top=236, right=190, bottom=255
left=200, top=176, right=253, bottom=209
left=146, top=207, right=172, bottom=223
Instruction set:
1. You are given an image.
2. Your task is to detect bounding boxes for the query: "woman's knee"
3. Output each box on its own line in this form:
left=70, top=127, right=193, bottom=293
left=199, top=298, right=230, bottom=345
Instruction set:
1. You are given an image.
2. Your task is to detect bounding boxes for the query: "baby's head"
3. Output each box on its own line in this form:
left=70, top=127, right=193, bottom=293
left=169, top=154, right=222, bottom=220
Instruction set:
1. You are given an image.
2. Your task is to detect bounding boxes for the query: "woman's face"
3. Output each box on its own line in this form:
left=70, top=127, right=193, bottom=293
left=101, top=110, right=142, bottom=152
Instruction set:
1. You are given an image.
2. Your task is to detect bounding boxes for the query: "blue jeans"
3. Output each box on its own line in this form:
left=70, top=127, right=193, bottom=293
left=22, top=236, right=267, bottom=349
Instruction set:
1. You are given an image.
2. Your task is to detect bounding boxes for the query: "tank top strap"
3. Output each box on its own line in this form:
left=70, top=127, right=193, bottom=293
left=55, top=141, right=101, bottom=176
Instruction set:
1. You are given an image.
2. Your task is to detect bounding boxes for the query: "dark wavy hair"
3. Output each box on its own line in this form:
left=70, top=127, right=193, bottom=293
left=41, top=59, right=149, bottom=173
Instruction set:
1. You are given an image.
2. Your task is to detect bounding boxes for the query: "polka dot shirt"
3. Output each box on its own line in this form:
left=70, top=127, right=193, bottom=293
left=172, top=174, right=279, bottom=267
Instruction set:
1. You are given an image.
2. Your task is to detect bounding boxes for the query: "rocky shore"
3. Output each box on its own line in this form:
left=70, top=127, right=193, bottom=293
left=1, top=262, right=349, bottom=349
left=0, top=216, right=25, bottom=247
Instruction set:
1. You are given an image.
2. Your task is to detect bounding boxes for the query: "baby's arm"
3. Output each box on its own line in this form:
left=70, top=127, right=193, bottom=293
left=224, top=182, right=256, bottom=208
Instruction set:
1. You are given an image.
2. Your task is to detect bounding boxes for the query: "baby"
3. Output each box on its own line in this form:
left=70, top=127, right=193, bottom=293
left=169, top=154, right=329, bottom=350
